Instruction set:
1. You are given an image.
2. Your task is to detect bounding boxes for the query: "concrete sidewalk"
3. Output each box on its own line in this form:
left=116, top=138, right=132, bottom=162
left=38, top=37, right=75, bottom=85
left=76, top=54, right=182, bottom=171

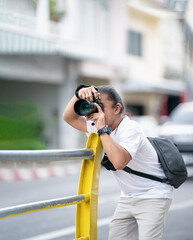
left=0, top=162, right=82, bottom=182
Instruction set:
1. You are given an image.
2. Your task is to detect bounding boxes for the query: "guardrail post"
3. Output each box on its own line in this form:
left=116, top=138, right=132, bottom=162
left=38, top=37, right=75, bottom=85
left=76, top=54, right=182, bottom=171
left=75, top=133, right=103, bottom=240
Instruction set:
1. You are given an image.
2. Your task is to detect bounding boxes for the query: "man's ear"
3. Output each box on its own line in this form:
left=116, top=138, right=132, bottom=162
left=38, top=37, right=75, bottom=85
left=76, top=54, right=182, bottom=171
left=114, top=103, right=122, bottom=115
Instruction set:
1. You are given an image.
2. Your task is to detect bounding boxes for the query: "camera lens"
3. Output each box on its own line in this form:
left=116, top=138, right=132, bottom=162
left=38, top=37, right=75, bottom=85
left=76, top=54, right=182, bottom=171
left=74, top=99, right=97, bottom=116
left=78, top=101, right=90, bottom=115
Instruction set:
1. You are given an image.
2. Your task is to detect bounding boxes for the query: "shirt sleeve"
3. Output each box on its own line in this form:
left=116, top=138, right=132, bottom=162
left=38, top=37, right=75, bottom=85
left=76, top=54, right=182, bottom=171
left=118, top=123, right=143, bottom=159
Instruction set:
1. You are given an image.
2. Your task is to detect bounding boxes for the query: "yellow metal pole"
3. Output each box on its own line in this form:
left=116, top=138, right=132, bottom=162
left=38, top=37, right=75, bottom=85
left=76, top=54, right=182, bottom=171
left=75, top=133, right=103, bottom=240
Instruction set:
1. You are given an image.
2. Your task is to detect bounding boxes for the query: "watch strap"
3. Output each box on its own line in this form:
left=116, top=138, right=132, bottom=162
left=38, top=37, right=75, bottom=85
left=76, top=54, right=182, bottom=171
left=97, top=125, right=112, bottom=136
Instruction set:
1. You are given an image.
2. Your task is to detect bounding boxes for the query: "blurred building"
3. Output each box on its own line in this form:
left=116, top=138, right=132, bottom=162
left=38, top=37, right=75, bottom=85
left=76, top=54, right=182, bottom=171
left=121, top=0, right=188, bottom=119
left=184, top=0, right=193, bottom=101
left=0, top=0, right=193, bottom=148
left=0, top=0, right=127, bottom=148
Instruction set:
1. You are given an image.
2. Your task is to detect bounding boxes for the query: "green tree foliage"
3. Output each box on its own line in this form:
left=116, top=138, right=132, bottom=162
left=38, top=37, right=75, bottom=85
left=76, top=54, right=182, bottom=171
left=31, top=0, right=66, bottom=22
left=0, top=102, right=47, bottom=150
left=49, top=0, right=66, bottom=22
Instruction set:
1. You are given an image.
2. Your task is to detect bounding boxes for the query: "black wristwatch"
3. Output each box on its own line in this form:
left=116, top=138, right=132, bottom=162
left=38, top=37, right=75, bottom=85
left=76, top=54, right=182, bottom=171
left=97, top=125, right=112, bottom=136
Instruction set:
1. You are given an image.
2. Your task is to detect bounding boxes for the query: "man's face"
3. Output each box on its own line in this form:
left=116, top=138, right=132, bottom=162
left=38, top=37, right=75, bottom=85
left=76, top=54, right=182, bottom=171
left=100, top=93, right=117, bottom=127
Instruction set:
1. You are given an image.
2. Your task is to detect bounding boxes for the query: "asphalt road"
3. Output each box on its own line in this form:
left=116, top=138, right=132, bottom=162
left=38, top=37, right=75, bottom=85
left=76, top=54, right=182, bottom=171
left=0, top=166, right=193, bottom=240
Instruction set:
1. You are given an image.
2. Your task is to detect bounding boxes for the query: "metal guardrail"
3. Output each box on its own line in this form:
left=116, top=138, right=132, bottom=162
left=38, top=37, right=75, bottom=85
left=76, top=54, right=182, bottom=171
left=0, top=149, right=93, bottom=162
left=0, top=195, right=88, bottom=219
left=0, top=133, right=103, bottom=240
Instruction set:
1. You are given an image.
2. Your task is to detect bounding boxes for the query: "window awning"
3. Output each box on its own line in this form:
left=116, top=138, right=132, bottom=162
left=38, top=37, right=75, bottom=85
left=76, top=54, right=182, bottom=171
left=121, top=79, right=186, bottom=96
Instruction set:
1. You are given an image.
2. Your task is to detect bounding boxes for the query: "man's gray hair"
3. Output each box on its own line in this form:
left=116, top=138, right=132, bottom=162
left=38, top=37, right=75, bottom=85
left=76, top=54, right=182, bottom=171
left=98, top=85, right=124, bottom=114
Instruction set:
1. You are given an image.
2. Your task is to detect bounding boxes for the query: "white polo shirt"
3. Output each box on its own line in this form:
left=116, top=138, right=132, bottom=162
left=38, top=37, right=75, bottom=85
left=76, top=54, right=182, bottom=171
left=87, top=116, right=173, bottom=199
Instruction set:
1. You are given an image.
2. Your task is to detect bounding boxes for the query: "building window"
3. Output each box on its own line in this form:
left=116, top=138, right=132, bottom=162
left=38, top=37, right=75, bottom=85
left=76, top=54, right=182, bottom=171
left=128, top=30, right=143, bottom=57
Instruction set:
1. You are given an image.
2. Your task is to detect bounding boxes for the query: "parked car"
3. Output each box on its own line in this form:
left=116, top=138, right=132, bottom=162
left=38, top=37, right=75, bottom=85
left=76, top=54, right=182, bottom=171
left=158, top=102, right=193, bottom=177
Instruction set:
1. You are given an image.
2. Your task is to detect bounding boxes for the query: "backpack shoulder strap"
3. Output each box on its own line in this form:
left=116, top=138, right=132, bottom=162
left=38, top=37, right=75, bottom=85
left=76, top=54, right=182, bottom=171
left=123, top=166, right=168, bottom=183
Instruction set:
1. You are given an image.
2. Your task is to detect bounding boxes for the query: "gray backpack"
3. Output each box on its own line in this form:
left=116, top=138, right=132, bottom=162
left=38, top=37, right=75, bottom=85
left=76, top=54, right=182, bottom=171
left=101, top=137, right=188, bottom=188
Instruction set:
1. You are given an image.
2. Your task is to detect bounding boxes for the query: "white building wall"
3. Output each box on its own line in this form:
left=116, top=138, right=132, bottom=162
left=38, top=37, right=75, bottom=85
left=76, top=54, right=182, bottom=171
left=125, top=0, right=184, bottom=84
left=161, top=18, right=184, bottom=80
left=125, top=8, right=162, bottom=82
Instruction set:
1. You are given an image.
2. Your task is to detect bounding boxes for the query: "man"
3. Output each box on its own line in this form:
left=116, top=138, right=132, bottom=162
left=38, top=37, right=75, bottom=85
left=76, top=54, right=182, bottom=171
left=63, top=85, right=173, bottom=240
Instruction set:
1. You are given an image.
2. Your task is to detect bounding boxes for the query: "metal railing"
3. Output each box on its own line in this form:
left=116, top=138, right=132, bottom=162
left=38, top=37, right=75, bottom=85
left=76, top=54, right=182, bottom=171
left=0, top=132, right=103, bottom=240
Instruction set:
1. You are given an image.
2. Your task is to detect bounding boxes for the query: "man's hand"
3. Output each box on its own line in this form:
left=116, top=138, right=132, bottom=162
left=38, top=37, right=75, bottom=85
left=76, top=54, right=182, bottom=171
left=78, top=86, right=100, bottom=101
left=86, top=103, right=105, bottom=130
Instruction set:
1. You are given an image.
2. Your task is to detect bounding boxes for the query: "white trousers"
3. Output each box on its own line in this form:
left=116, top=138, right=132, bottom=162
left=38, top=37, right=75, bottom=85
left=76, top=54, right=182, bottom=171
left=108, top=197, right=172, bottom=240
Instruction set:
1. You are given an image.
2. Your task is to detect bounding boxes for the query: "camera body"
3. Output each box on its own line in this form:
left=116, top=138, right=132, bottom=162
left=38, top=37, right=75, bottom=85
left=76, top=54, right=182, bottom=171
left=74, top=98, right=103, bottom=116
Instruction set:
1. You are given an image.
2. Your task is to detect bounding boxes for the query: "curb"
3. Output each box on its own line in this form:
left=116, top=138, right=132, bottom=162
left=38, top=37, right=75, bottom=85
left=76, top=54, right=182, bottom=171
left=0, top=164, right=81, bottom=182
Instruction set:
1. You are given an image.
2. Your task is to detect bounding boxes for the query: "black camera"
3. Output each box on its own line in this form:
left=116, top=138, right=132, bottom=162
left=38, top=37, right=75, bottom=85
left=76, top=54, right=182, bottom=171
left=74, top=98, right=103, bottom=116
